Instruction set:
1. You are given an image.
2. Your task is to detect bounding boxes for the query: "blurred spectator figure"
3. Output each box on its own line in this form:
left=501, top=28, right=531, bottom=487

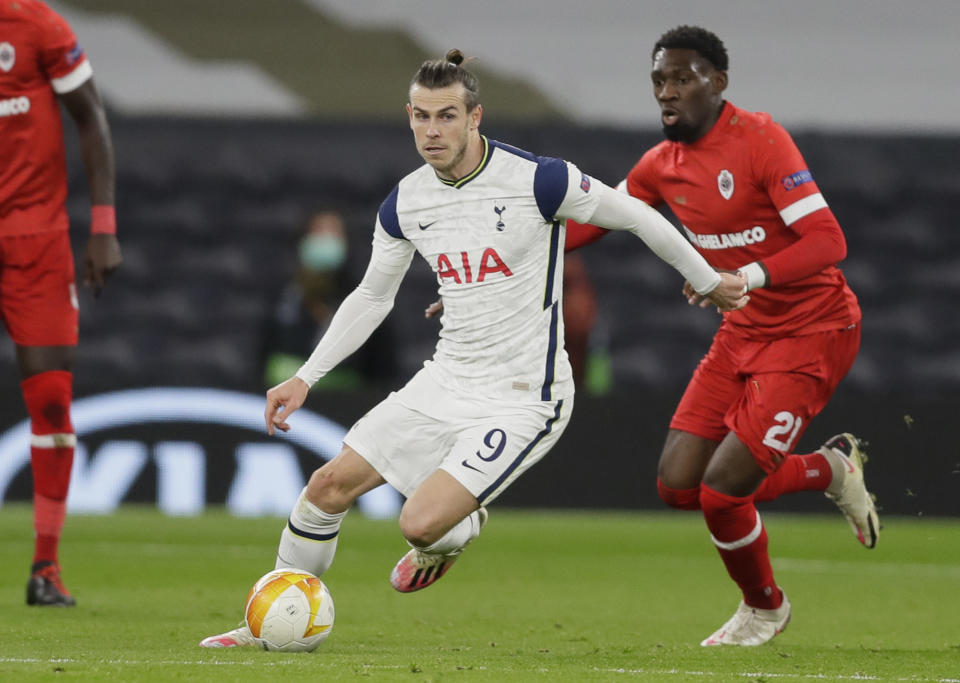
left=261, top=210, right=399, bottom=390
left=561, top=253, right=594, bottom=385
left=562, top=253, right=611, bottom=395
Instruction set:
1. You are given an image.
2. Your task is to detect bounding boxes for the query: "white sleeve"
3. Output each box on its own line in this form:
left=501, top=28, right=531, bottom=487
left=294, top=221, right=414, bottom=387
left=565, top=178, right=722, bottom=296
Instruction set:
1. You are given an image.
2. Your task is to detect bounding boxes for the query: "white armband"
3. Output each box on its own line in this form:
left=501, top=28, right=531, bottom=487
left=737, top=262, right=767, bottom=291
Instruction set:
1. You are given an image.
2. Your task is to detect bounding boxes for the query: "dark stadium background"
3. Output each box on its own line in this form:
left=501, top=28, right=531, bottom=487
left=0, top=1, right=956, bottom=518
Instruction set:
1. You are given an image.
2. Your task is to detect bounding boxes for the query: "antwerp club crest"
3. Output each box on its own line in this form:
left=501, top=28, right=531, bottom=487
left=0, top=42, right=14, bottom=73
left=717, top=169, right=734, bottom=200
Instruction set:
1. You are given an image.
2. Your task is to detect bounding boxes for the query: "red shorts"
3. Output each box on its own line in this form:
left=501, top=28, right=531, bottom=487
left=0, top=230, right=78, bottom=346
left=670, top=323, right=861, bottom=472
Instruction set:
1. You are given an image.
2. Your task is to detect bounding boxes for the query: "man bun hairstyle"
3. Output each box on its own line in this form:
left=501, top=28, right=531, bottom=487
left=653, top=25, right=729, bottom=71
left=411, top=49, right=481, bottom=110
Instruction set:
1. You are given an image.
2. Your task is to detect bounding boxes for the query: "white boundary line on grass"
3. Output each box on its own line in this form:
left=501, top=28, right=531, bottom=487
left=773, top=557, right=960, bottom=580
left=1, top=660, right=956, bottom=680
left=0, top=657, right=404, bottom=669
left=600, top=668, right=960, bottom=682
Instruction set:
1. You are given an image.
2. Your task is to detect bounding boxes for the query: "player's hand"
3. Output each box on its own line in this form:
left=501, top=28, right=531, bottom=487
left=424, top=298, right=443, bottom=319
left=703, top=271, right=750, bottom=311
left=684, top=272, right=749, bottom=312
left=83, top=234, right=122, bottom=297
left=264, top=376, right=310, bottom=436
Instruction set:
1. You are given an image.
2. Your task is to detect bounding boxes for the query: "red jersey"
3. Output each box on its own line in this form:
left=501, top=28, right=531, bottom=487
left=0, top=0, right=92, bottom=236
left=626, top=102, right=860, bottom=340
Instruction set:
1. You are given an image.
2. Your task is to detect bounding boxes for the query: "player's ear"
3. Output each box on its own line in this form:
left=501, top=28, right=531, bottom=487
left=713, top=70, right=728, bottom=94
left=406, top=103, right=415, bottom=128
left=469, top=103, right=483, bottom=130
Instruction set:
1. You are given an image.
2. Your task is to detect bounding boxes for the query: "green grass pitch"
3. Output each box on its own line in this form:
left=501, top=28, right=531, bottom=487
left=0, top=505, right=958, bottom=681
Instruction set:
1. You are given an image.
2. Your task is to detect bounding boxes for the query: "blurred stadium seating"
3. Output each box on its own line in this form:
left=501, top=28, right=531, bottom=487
left=0, top=2, right=955, bottom=516
left=30, top=116, right=955, bottom=400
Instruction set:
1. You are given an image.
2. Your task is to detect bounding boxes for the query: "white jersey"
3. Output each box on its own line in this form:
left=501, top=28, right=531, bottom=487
left=376, top=137, right=601, bottom=402
left=295, top=135, right=723, bottom=401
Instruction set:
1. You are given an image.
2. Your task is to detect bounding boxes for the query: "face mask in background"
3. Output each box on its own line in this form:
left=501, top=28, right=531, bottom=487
left=299, top=234, right=347, bottom=272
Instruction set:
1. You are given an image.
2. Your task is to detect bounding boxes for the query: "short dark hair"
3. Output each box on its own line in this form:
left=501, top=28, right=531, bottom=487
left=410, top=49, right=480, bottom=110
left=653, top=26, right=728, bottom=71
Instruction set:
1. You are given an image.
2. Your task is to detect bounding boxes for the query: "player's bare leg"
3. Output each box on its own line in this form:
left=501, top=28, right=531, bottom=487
left=200, top=447, right=384, bottom=648
left=276, top=447, right=386, bottom=573
left=656, top=429, right=717, bottom=510
left=390, top=470, right=487, bottom=593
left=660, top=429, right=879, bottom=552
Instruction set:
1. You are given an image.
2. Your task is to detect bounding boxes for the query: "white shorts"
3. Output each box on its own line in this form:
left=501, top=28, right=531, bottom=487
left=343, top=367, right=572, bottom=505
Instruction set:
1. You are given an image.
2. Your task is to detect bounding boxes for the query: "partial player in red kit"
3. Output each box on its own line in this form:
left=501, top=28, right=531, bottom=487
left=0, top=0, right=121, bottom=606
left=566, top=26, right=878, bottom=646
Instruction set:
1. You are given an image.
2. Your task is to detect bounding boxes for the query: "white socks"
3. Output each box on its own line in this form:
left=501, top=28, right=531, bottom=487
left=414, top=509, right=484, bottom=556
left=276, top=491, right=486, bottom=572
left=275, top=488, right=346, bottom=576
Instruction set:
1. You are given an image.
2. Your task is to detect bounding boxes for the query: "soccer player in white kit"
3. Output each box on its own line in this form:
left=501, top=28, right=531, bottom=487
left=200, top=49, right=747, bottom=648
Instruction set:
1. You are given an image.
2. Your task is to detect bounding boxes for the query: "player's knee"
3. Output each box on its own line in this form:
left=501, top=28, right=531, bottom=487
left=22, top=370, right=73, bottom=432
left=656, top=432, right=713, bottom=492
left=699, top=483, right=748, bottom=518
left=397, top=508, right=443, bottom=549
left=657, top=477, right=702, bottom=510
left=304, top=468, right=353, bottom=514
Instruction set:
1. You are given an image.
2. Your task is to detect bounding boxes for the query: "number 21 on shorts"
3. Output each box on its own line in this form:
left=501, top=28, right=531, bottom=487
left=762, top=411, right=803, bottom=452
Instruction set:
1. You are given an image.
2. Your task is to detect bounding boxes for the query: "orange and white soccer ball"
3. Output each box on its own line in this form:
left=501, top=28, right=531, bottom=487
left=244, top=568, right=335, bottom=652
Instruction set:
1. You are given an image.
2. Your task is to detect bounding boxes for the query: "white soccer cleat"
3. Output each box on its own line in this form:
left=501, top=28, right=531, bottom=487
left=199, top=624, right=256, bottom=648
left=821, top=433, right=879, bottom=549
left=390, top=508, right=487, bottom=593
left=701, top=593, right=791, bottom=646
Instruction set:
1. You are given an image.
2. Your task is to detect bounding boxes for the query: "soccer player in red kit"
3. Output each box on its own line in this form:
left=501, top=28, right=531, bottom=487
left=566, top=26, right=878, bottom=646
left=1, top=0, right=121, bottom=606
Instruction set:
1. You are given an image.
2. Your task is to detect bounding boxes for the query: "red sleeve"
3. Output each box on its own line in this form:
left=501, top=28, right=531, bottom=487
left=762, top=208, right=847, bottom=286
left=751, top=120, right=847, bottom=285
left=625, top=150, right=663, bottom=207
left=564, top=220, right=609, bottom=252
left=35, top=4, right=85, bottom=81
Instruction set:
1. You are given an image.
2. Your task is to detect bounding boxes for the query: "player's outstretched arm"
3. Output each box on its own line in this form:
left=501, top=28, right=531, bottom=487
left=266, top=264, right=401, bottom=435
left=565, top=219, right=610, bottom=253
left=581, top=182, right=748, bottom=311
left=294, top=225, right=412, bottom=388
left=265, top=376, right=309, bottom=435
left=59, top=78, right=121, bottom=296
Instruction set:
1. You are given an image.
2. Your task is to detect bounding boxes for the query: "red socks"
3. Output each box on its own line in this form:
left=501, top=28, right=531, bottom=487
left=22, top=370, right=75, bottom=567
left=656, top=478, right=701, bottom=510
left=754, top=451, right=832, bottom=503
left=700, top=483, right=782, bottom=610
